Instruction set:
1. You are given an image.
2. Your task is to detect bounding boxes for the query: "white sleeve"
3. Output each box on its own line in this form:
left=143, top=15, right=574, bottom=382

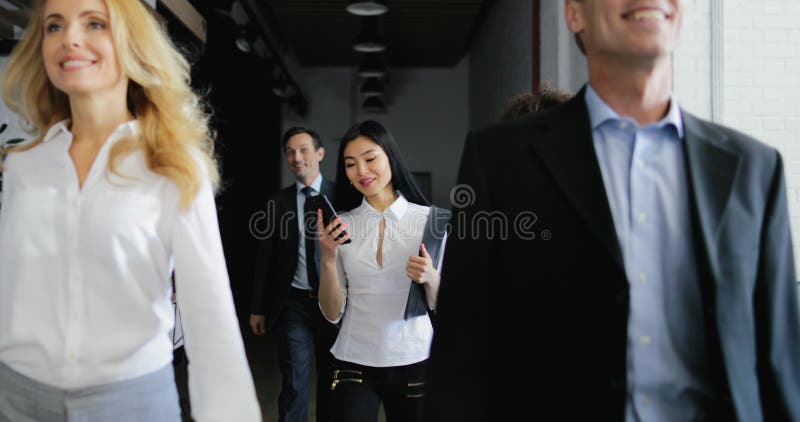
left=336, top=250, right=348, bottom=316
left=171, top=178, right=261, bottom=422
left=322, top=250, right=349, bottom=324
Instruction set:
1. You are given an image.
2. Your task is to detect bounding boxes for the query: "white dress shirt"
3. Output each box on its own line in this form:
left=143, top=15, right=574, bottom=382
left=329, top=194, right=444, bottom=367
left=0, top=120, right=260, bottom=421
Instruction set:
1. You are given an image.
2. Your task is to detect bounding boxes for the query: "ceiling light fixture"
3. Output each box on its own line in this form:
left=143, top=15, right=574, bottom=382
left=235, top=26, right=258, bottom=53
left=272, top=73, right=295, bottom=99
left=362, top=96, right=386, bottom=113
left=346, top=0, right=388, bottom=16
left=357, top=53, right=387, bottom=77
left=352, top=17, right=386, bottom=53
left=360, top=77, right=384, bottom=96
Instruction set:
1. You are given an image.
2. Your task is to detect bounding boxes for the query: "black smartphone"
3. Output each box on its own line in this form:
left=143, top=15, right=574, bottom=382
left=306, top=194, right=351, bottom=244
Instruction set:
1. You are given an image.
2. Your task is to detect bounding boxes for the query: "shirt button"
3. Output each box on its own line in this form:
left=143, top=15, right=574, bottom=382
left=619, top=121, right=629, bottom=130
left=638, top=273, right=647, bottom=284
left=635, top=159, right=645, bottom=169
left=71, top=313, right=79, bottom=321
left=638, top=212, right=647, bottom=223
left=641, top=395, right=651, bottom=406
left=639, top=335, right=652, bottom=346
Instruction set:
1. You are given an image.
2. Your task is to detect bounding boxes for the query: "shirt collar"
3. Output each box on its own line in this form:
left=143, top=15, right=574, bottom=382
left=42, top=120, right=70, bottom=143
left=584, top=84, right=684, bottom=139
left=43, top=119, right=141, bottom=143
left=296, top=173, right=323, bottom=194
left=358, top=192, right=409, bottom=221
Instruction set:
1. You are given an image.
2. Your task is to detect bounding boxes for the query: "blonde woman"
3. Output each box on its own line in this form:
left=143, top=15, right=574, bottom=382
left=0, top=0, right=260, bottom=420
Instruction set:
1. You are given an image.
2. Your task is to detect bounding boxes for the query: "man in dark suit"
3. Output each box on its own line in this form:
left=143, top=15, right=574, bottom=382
left=425, top=0, right=800, bottom=420
left=250, top=127, right=338, bottom=422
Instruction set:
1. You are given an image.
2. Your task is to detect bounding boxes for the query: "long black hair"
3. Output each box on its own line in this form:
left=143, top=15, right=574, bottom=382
left=334, top=120, right=430, bottom=212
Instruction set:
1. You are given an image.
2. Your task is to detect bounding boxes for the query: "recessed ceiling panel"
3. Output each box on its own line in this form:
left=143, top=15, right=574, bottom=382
left=266, top=0, right=485, bottom=67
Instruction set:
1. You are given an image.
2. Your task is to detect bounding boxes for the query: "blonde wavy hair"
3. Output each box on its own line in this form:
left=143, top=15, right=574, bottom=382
left=2, top=0, right=218, bottom=209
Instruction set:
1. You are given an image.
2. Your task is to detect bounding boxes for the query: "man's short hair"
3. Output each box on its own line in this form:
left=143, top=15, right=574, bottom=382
left=282, top=127, right=323, bottom=150
left=499, top=82, right=573, bottom=121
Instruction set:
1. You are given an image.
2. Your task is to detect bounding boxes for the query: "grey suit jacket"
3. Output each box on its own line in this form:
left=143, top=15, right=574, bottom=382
left=425, top=88, right=800, bottom=421
left=681, top=110, right=800, bottom=421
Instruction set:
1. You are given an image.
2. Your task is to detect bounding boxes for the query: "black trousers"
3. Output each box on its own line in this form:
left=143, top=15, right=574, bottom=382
left=330, top=358, right=427, bottom=422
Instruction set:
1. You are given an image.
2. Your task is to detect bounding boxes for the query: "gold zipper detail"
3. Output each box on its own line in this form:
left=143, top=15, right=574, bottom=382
left=333, top=369, right=362, bottom=377
left=331, top=378, right=363, bottom=390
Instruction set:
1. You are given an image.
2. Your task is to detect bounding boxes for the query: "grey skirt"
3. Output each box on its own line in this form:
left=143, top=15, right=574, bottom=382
left=0, top=361, right=181, bottom=422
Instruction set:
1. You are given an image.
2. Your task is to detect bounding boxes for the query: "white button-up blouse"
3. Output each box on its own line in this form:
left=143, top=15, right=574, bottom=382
left=330, top=194, right=445, bottom=367
left=0, top=120, right=260, bottom=420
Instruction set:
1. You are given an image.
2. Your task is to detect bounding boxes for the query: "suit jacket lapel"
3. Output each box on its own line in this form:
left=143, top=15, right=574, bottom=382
left=682, top=111, right=741, bottom=280
left=526, top=89, right=624, bottom=269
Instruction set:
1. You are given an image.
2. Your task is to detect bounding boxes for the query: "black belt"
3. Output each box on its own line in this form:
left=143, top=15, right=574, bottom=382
left=291, top=287, right=318, bottom=299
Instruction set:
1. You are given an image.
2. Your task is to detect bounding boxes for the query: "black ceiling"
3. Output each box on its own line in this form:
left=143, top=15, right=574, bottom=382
left=262, top=0, right=487, bottom=67
left=0, top=0, right=488, bottom=68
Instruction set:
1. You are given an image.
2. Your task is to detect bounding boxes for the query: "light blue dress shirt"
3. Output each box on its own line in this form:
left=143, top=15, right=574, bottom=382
left=585, top=85, right=715, bottom=421
left=291, top=173, right=322, bottom=290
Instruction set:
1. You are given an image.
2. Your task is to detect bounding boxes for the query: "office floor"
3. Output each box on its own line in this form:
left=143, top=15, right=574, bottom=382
left=243, top=330, right=313, bottom=422
left=175, top=329, right=388, bottom=422
left=243, top=330, right=387, bottom=422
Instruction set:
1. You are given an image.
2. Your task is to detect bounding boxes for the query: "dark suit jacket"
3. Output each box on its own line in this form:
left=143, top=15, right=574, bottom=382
left=425, top=89, right=800, bottom=421
left=251, top=178, right=336, bottom=330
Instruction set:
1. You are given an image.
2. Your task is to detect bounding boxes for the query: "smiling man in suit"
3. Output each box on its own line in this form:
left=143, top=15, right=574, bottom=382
left=250, top=127, right=338, bottom=422
left=425, top=0, right=800, bottom=420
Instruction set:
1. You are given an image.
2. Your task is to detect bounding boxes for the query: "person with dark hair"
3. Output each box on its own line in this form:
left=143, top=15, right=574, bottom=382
left=498, top=82, right=573, bottom=121
left=425, top=0, right=800, bottom=421
left=316, top=120, right=444, bottom=422
left=250, top=127, right=339, bottom=422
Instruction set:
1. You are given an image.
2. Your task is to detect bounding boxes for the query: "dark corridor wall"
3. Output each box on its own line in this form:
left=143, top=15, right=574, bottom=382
left=196, top=14, right=283, bottom=323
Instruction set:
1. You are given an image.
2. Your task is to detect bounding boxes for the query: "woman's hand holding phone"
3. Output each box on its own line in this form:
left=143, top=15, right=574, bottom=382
left=317, top=209, right=351, bottom=262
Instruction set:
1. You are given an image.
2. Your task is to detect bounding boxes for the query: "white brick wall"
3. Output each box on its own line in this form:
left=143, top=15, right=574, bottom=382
left=675, top=0, right=800, bottom=276
left=673, top=0, right=712, bottom=118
